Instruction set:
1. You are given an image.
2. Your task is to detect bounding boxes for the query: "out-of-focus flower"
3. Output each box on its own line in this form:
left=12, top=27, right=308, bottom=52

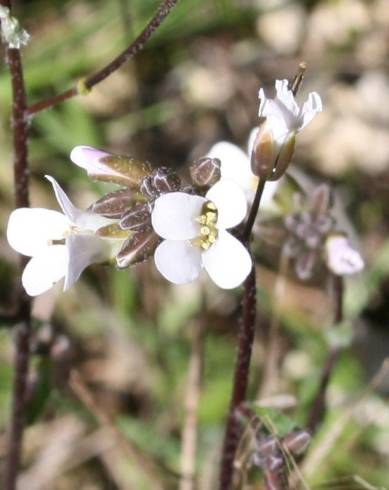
left=151, top=180, right=251, bottom=289
left=0, top=5, right=30, bottom=49
left=251, top=80, right=322, bottom=179
left=7, top=176, right=125, bottom=296
left=325, top=235, right=364, bottom=276
left=70, top=145, right=152, bottom=187
left=206, top=130, right=279, bottom=208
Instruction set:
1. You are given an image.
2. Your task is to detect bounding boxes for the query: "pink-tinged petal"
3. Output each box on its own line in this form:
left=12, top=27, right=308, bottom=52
left=325, top=236, right=364, bottom=276
left=151, top=192, right=205, bottom=240
left=206, top=180, right=247, bottom=229
left=299, top=92, right=323, bottom=129
left=22, top=245, right=68, bottom=296
left=7, top=208, right=68, bottom=257
left=45, top=175, right=113, bottom=231
left=64, top=234, right=113, bottom=290
left=207, top=141, right=253, bottom=191
left=202, top=230, right=252, bottom=289
left=154, top=240, right=202, bottom=284
left=70, top=146, right=111, bottom=175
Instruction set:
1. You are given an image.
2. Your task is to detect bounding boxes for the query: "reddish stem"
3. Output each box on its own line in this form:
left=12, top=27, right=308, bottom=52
left=1, top=3, right=32, bottom=488
left=26, top=0, right=180, bottom=115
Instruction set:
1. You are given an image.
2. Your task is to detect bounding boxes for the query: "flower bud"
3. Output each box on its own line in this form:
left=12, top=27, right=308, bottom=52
left=282, top=430, right=311, bottom=456
left=119, top=203, right=151, bottom=232
left=140, top=167, right=181, bottom=199
left=116, top=229, right=161, bottom=268
left=190, top=157, right=221, bottom=187
left=325, top=235, right=364, bottom=276
left=70, top=146, right=152, bottom=187
left=90, top=189, right=137, bottom=218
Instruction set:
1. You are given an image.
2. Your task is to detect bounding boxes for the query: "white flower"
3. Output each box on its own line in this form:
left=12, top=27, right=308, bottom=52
left=325, top=235, right=364, bottom=276
left=7, top=176, right=122, bottom=296
left=151, top=180, right=252, bottom=289
left=206, top=129, right=279, bottom=207
left=251, top=79, right=322, bottom=178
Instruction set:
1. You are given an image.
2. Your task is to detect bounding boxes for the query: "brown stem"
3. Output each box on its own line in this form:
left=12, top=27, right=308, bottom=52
left=1, top=3, right=32, bottom=488
left=307, top=275, right=344, bottom=434
left=26, top=0, right=180, bottom=115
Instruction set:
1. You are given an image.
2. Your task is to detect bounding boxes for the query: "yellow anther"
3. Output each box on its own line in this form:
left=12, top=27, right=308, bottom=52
left=200, top=226, right=210, bottom=236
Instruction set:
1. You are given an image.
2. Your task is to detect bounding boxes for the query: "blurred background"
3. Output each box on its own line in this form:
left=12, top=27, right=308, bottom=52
left=1, top=0, right=389, bottom=488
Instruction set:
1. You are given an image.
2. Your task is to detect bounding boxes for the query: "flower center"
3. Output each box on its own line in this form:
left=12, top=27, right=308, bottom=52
left=193, top=201, right=218, bottom=250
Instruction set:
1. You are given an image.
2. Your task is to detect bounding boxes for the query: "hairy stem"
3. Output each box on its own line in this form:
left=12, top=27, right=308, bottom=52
left=26, top=0, right=180, bottom=115
left=307, top=275, right=344, bottom=433
left=1, top=2, right=32, bottom=488
left=219, top=180, right=267, bottom=490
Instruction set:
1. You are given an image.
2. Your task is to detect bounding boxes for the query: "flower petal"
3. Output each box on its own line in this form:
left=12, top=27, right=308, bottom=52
left=299, top=92, right=323, bottom=129
left=70, top=146, right=111, bottom=175
left=275, top=79, right=299, bottom=116
left=22, top=245, right=68, bottom=296
left=65, top=234, right=113, bottom=290
left=45, top=175, right=113, bottom=231
left=154, top=240, right=202, bottom=284
left=7, top=208, right=68, bottom=257
left=207, top=141, right=252, bottom=191
left=206, top=180, right=247, bottom=229
left=202, top=230, right=252, bottom=289
left=151, top=192, right=205, bottom=240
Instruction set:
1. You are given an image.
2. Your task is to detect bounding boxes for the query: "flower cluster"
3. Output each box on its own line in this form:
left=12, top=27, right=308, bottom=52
left=6, top=79, right=332, bottom=296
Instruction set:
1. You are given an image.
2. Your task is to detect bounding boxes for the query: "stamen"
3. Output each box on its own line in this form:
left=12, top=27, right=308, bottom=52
left=192, top=200, right=218, bottom=250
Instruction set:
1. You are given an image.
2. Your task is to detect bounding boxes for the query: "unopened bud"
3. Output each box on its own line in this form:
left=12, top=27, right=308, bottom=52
left=70, top=146, right=152, bottom=188
left=325, top=235, right=364, bottom=276
left=190, top=157, right=221, bottom=187
left=140, top=167, right=181, bottom=199
left=120, top=203, right=151, bottom=232
left=116, top=229, right=161, bottom=268
left=282, top=430, right=311, bottom=455
left=90, top=188, right=136, bottom=218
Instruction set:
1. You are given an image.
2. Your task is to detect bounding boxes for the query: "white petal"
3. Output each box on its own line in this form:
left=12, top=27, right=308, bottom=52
left=65, top=234, right=110, bottom=290
left=70, top=146, right=113, bottom=176
left=207, top=141, right=253, bottom=191
left=247, top=127, right=259, bottom=157
left=154, top=240, right=202, bottom=284
left=206, top=180, right=247, bottom=229
left=7, top=208, right=68, bottom=257
left=151, top=192, right=205, bottom=240
left=22, top=245, right=68, bottom=296
left=202, top=230, right=252, bottom=289
left=45, top=175, right=113, bottom=231
left=275, top=79, right=299, bottom=116
left=299, top=92, right=323, bottom=129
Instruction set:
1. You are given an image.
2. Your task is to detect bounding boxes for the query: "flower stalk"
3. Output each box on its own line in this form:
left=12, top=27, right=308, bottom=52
left=1, top=1, right=32, bottom=488
left=26, top=0, right=180, bottom=116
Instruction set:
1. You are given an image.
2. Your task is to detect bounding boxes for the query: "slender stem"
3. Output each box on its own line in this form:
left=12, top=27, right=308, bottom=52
left=307, top=275, right=344, bottom=433
left=219, top=267, right=256, bottom=490
left=1, top=3, right=32, bottom=488
left=26, top=0, right=180, bottom=116
left=243, top=179, right=266, bottom=243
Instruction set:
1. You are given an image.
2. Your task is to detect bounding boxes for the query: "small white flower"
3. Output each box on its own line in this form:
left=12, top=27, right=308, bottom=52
left=7, top=176, right=122, bottom=296
left=325, top=235, right=364, bottom=276
left=258, top=79, right=322, bottom=143
left=0, top=6, right=30, bottom=49
left=206, top=129, right=279, bottom=207
left=251, top=80, right=322, bottom=178
left=151, top=180, right=252, bottom=289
